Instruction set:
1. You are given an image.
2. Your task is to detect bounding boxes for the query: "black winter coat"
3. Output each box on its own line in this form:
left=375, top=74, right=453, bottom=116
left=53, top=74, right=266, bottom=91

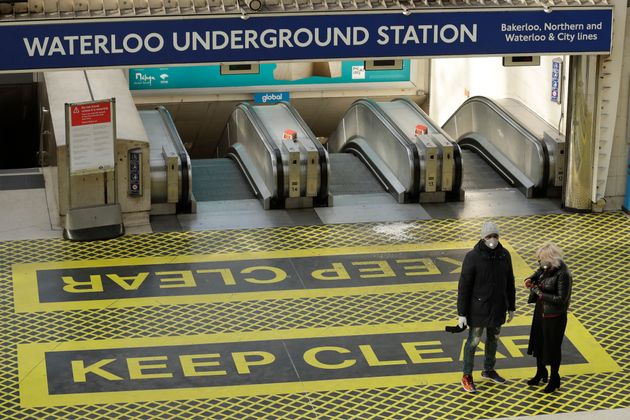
left=457, top=240, right=516, bottom=327
left=527, top=261, right=572, bottom=315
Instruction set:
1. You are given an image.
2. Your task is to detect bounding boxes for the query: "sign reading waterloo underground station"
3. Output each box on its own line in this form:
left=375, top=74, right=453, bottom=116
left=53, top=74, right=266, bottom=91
left=0, top=8, right=613, bottom=72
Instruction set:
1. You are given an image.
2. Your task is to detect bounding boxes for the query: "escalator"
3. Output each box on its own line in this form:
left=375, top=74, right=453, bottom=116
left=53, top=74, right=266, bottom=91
left=218, top=102, right=329, bottom=209
left=328, top=98, right=463, bottom=203
left=143, top=102, right=330, bottom=211
left=442, top=96, right=565, bottom=198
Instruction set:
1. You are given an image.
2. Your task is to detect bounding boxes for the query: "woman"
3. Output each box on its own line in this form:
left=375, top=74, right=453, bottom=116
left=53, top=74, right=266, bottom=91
left=524, top=243, right=572, bottom=393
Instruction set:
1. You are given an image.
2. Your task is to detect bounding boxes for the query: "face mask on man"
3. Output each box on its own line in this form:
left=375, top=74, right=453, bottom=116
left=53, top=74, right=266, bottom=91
left=484, top=237, right=499, bottom=249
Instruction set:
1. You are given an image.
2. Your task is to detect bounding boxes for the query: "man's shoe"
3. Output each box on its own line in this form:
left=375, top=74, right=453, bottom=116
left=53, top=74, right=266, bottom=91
left=461, top=374, right=477, bottom=392
left=481, top=370, right=507, bottom=384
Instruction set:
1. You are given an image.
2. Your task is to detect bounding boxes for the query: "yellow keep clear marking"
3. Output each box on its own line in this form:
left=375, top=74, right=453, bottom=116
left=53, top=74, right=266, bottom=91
left=17, top=314, right=620, bottom=408
left=12, top=241, right=532, bottom=312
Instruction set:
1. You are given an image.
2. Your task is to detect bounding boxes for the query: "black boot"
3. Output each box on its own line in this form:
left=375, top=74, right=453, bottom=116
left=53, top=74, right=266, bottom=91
left=527, top=366, right=548, bottom=386
left=543, top=373, right=560, bottom=393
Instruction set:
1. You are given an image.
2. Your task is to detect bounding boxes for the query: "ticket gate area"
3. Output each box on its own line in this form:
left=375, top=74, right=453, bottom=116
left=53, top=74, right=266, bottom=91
left=3, top=212, right=628, bottom=418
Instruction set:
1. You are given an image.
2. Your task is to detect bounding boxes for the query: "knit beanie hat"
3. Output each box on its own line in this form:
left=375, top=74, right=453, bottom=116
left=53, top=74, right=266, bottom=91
left=480, top=221, right=500, bottom=239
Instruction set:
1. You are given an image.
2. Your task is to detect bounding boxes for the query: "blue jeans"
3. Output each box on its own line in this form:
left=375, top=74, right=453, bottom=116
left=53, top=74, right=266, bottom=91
left=462, top=326, right=501, bottom=375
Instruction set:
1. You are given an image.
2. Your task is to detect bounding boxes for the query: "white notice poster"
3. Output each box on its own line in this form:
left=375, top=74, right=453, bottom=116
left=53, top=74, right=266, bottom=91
left=67, top=100, right=115, bottom=175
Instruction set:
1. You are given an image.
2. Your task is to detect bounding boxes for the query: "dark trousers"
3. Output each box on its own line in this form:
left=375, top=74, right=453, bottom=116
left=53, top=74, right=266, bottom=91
left=529, top=311, right=567, bottom=374
left=462, top=326, right=501, bottom=375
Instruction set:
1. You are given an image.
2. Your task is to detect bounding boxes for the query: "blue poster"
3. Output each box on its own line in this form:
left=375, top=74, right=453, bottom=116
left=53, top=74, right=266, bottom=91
left=0, top=9, right=613, bottom=72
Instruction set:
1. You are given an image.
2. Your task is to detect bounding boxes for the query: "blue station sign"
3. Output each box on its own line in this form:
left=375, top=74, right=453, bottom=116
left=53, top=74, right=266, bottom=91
left=0, top=8, right=613, bottom=72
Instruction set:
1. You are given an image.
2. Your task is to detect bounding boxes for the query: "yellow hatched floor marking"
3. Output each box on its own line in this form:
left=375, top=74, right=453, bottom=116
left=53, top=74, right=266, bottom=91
left=0, top=212, right=628, bottom=418
left=17, top=314, right=618, bottom=408
left=12, top=241, right=530, bottom=312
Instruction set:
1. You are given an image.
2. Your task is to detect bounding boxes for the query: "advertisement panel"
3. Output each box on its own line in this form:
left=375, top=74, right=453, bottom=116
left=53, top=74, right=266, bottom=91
left=128, top=60, right=412, bottom=90
left=0, top=9, right=613, bottom=72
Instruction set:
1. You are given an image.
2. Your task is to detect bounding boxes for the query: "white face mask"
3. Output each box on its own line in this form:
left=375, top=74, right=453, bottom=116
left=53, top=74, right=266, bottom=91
left=484, top=237, right=499, bottom=249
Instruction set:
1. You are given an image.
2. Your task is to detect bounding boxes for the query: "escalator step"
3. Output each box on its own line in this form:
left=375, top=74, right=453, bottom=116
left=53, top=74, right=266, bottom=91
left=328, top=153, right=384, bottom=195
left=460, top=150, right=511, bottom=190
left=192, top=158, right=256, bottom=201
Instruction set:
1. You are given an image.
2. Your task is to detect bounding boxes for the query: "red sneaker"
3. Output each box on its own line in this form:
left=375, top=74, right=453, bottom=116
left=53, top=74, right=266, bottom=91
left=461, top=374, right=477, bottom=392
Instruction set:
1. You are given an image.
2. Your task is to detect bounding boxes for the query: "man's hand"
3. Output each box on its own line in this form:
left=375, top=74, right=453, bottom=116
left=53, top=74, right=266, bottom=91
left=507, top=311, right=514, bottom=323
left=524, top=278, right=533, bottom=289
left=458, top=316, right=468, bottom=329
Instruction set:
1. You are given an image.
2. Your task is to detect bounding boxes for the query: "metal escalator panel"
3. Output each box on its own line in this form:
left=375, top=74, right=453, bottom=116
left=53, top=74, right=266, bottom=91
left=220, top=102, right=329, bottom=209
left=377, top=99, right=437, bottom=136
left=251, top=102, right=329, bottom=205
left=140, top=107, right=193, bottom=214
left=442, top=96, right=550, bottom=198
left=328, top=153, right=385, bottom=196
left=494, top=98, right=565, bottom=190
left=191, top=158, right=256, bottom=201
left=377, top=98, right=463, bottom=201
left=328, top=99, right=418, bottom=203
left=220, top=104, right=281, bottom=209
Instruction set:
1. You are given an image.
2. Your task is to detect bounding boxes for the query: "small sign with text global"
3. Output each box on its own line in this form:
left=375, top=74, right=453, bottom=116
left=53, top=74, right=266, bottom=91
left=254, top=92, right=290, bottom=103
left=0, top=8, right=613, bottom=72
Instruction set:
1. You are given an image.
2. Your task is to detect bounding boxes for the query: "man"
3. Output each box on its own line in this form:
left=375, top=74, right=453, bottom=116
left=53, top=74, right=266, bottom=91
left=457, top=221, right=516, bottom=392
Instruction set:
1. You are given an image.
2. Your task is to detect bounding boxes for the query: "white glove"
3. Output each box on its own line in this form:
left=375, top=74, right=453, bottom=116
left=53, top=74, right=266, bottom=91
left=507, top=311, right=514, bottom=323
left=458, top=316, right=468, bottom=328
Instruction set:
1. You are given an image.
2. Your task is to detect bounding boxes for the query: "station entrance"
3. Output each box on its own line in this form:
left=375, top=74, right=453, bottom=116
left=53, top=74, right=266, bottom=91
left=0, top=83, right=38, bottom=169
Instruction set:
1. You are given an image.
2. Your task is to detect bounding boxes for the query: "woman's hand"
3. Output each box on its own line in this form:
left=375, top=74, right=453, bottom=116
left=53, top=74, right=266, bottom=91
left=531, top=285, right=543, bottom=297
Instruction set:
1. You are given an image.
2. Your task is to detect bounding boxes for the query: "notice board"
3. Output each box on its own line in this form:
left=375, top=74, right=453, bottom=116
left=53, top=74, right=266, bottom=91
left=66, top=99, right=115, bottom=175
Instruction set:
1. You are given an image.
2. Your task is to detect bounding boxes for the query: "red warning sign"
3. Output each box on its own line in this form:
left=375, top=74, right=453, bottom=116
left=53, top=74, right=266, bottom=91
left=70, top=101, right=112, bottom=126
left=283, top=129, right=297, bottom=141
left=415, top=124, right=428, bottom=135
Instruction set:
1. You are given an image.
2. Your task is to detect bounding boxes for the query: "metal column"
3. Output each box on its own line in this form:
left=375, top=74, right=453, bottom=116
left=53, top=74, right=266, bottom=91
left=564, top=55, right=599, bottom=211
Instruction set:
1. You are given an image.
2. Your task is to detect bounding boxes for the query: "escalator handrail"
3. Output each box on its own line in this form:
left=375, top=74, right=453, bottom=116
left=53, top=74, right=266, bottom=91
left=354, top=98, right=418, bottom=151
left=277, top=101, right=329, bottom=201
left=155, top=106, right=192, bottom=210
left=393, top=97, right=441, bottom=133
left=234, top=103, right=285, bottom=201
left=445, top=96, right=546, bottom=155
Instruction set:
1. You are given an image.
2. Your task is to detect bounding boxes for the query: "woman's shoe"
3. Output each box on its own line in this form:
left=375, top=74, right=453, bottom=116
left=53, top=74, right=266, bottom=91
left=527, top=368, right=548, bottom=386
left=543, top=374, right=560, bottom=393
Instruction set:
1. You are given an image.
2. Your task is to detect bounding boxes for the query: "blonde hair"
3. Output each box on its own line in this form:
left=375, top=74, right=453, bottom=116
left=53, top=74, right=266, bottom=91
left=536, top=243, right=564, bottom=268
